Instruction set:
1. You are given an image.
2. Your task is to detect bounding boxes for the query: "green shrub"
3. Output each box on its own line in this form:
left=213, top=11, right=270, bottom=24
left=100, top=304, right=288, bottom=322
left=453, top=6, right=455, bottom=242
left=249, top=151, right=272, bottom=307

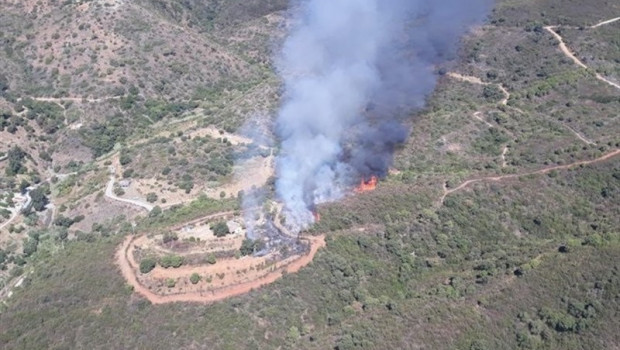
left=139, top=258, right=156, bottom=274
left=146, top=192, right=158, bottom=203
left=190, top=273, right=201, bottom=284
left=583, top=234, right=604, bottom=247
left=28, top=187, right=49, bottom=212
left=22, top=238, right=39, bottom=257
left=162, top=232, right=178, bottom=244
left=211, top=221, right=230, bottom=237
left=149, top=206, right=162, bottom=217
left=119, top=153, right=132, bottom=166
left=206, top=253, right=216, bottom=265
left=240, top=238, right=255, bottom=256
left=160, top=254, right=184, bottom=268
left=53, top=215, right=74, bottom=228
left=165, top=278, right=176, bottom=288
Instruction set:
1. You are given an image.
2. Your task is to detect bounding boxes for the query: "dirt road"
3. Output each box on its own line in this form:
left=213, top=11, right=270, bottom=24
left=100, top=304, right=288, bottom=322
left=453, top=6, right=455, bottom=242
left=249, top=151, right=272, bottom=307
left=447, top=72, right=511, bottom=105
left=590, top=16, right=620, bottom=28
left=104, top=175, right=154, bottom=212
left=440, top=148, right=620, bottom=204
left=544, top=25, right=620, bottom=90
left=17, top=96, right=121, bottom=104
left=449, top=70, right=595, bottom=145
left=543, top=26, right=588, bottom=69
left=562, top=123, right=595, bottom=145
left=116, top=233, right=325, bottom=304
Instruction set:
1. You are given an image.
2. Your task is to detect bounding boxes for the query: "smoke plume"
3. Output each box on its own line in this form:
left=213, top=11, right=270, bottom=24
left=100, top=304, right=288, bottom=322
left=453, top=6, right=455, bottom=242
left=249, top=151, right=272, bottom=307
left=275, top=0, right=492, bottom=232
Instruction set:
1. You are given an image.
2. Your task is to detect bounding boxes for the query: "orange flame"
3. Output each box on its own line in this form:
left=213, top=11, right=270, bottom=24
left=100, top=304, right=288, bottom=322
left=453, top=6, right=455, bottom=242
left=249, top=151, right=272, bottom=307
left=313, top=211, right=321, bottom=222
left=354, top=176, right=378, bottom=193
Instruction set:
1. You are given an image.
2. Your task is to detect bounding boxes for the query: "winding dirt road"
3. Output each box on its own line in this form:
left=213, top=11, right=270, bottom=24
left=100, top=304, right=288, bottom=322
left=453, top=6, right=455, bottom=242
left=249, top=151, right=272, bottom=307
left=104, top=175, right=154, bottom=212
left=116, top=233, right=325, bottom=304
left=440, top=149, right=620, bottom=204
left=449, top=71, right=594, bottom=145
left=544, top=24, right=620, bottom=90
left=544, top=26, right=588, bottom=69
left=447, top=72, right=511, bottom=106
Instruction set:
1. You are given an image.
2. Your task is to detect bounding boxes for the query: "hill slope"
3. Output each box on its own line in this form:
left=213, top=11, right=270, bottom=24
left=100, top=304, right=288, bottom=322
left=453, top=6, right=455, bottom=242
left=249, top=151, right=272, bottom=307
left=0, top=0, right=619, bottom=349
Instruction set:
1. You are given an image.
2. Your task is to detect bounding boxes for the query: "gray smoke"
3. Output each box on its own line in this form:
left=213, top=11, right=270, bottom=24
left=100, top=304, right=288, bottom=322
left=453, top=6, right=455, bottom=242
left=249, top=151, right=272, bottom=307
left=275, top=0, right=492, bottom=232
left=234, top=115, right=275, bottom=239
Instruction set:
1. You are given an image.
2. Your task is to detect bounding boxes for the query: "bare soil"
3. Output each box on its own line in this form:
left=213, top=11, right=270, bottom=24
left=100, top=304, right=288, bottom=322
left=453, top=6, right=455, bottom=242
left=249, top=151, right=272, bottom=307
left=116, top=231, right=325, bottom=304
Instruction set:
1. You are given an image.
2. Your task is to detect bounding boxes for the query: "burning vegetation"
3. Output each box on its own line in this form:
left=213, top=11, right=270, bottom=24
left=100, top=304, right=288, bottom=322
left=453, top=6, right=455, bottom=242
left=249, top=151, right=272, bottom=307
left=354, top=176, right=378, bottom=193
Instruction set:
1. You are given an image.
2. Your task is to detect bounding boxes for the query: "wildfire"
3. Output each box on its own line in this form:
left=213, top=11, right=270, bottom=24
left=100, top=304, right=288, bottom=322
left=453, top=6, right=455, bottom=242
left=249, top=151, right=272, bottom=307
left=354, top=176, right=378, bottom=193
left=313, top=211, right=321, bottom=222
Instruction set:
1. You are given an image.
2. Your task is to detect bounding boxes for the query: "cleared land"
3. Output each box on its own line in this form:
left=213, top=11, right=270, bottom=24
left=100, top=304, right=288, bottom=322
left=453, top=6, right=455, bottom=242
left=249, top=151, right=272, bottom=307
left=116, top=228, right=325, bottom=304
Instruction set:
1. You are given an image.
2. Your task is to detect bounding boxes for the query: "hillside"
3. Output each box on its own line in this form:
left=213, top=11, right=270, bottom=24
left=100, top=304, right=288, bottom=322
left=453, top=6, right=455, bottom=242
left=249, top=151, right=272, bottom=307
left=0, top=0, right=619, bottom=349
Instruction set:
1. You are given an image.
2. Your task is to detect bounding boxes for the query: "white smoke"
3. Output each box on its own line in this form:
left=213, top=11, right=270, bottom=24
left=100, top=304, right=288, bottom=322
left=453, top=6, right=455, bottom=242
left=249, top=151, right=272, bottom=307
left=275, top=0, right=492, bottom=232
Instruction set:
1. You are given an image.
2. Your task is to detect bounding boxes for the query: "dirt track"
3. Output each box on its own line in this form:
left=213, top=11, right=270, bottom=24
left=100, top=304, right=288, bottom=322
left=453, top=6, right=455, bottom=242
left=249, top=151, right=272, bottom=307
left=544, top=25, right=620, bottom=90
left=590, top=16, right=620, bottom=28
left=440, top=148, right=620, bottom=204
left=472, top=111, right=494, bottom=128
left=500, top=146, right=509, bottom=168
left=449, top=71, right=594, bottom=145
left=17, top=95, right=121, bottom=104
left=104, top=174, right=154, bottom=212
left=116, top=233, right=325, bottom=304
left=447, top=72, right=510, bottom=106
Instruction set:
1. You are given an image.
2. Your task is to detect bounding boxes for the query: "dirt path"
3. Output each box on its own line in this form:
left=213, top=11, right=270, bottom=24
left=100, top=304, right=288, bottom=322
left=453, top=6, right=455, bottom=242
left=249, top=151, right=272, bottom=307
left=544, top=25, right=620, bottom=90
left=562, top=123, right=595, bottom=145
left=449, top=71, right=598, bottom=145
left=447, top=72, right=511, bottom=106
left=544, top=26, right=588, bottom=69
left=168, top=211, right=236, bottom=231
left=500, top=146, right=509, bottom=168
left=590, top=16, right=620, bottom=28
left=17, top=96, right=121, bottom=104
left=116, top=233, right=325, bottom=304
left=104, top=175, right=154, bottom=212
left=440, top=148, right=620, bottom=204
left=472, top=111, right=494, bottom=128
left=443, top=76, right=519, bottom=167
left=186, top=126, right=253, bottom=146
